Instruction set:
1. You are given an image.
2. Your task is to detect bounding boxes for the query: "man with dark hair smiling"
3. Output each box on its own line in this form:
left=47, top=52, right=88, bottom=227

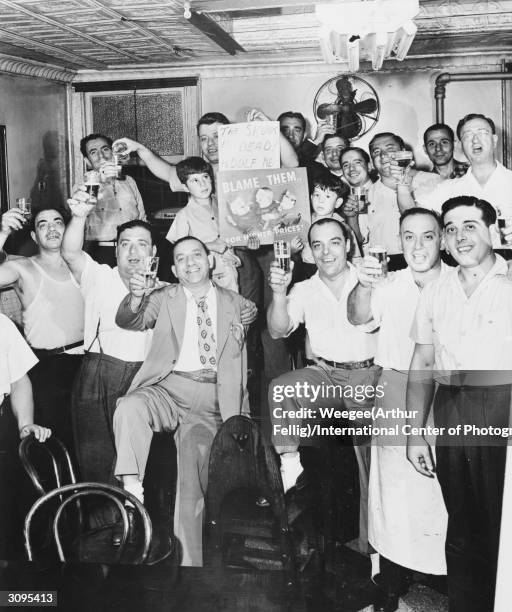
left=278, top=110, right=335, bottom=166
left=62, top=195, right=159, bottom=489
left=78, top=132, right=146, bottom=265
left=366, top=132, right=441, bottom=262
left=113, top=110, right=299, bottom=191
left=0, top=206, right=83, bottom=455
left=267, top=217, right=380, bottom=552
left=406, top=195, right=512, bottom=611
left=112, top=235, right=255, bottom=566
left=423, top=122, right=469, bottom=180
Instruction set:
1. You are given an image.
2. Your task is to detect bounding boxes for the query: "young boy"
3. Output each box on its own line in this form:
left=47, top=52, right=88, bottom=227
left=300, top=174, right=360, bottom=278
left=166, top=156, right=240, bottom=291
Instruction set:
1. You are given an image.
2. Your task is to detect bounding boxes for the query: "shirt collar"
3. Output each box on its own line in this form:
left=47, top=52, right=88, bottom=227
left=313, top=262, right=357, bottom=295
left=465, top=160, right=503, bottom=181
left=453, top=253, right=508, bottom=287
left=182, top=281, right=215, bottom=302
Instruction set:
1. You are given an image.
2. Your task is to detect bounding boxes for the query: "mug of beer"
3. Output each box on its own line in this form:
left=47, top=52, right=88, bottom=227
left=84, top=171, right=100, bottom=203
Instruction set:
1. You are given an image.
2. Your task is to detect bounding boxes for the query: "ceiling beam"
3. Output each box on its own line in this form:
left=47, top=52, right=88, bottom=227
left=185, top=9, right=245, bottom=54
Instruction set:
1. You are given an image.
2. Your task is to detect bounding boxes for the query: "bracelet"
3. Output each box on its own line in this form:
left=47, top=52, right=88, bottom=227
left=19, top=425, right=31, bottom=435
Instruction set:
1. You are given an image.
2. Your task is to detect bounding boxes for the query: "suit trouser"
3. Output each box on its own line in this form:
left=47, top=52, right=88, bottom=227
left=113, top=373, right=221, bottom=567
left=434, top=384, right=509, bottom=612
left=269, top=363, right=381, bottom=553
left=236, top=246, right=291, bottom=382
left=72, top=352, right=142, bottom=485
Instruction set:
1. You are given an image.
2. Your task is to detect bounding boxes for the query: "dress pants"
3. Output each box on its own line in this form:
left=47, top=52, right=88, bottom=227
left=269, top=363, right=381, bottom=553
left=236, top=246, right=291, bottom=391
left=71, top=352, right=142, bottom=484
left=29, top=353, right=82, bottom=461
left=434, top=384, right=510, bottom=612
left=113, top=372, right=222, bottom=567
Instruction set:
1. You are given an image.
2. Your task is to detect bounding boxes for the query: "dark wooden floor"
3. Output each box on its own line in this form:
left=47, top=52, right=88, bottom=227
left=0, top=543, right=376, bottom=612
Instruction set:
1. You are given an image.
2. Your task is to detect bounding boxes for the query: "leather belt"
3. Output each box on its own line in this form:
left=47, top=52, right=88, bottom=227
left=311, top=357, right=374, bottom=370
left=31, top=340, right=84, bottom=358
left=173, top=369, right=217, bottom=383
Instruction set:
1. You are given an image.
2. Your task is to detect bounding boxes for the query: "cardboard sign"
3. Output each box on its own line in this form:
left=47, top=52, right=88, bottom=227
left=217, top=167, right=311, bottom=247
left=218, top=121, right=280, bottom=171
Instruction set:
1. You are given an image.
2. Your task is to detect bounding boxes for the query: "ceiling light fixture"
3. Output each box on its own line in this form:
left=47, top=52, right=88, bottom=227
left=316, top=0, right=420, bottom=71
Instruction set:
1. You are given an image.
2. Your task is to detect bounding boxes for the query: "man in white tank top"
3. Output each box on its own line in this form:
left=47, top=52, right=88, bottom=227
left=0, top=206, right=84, bottom=457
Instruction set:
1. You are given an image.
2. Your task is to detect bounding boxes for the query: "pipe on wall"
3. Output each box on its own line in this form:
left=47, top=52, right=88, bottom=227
left=435, top=71, right=512, bottom=123
left=435, top=70, right=512, bottom=166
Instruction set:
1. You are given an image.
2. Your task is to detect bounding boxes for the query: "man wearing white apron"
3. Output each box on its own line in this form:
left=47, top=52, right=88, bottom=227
left=348, top=207, right=448, bottom=612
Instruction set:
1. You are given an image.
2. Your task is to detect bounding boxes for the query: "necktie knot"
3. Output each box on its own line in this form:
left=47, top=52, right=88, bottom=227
left=197, top=297, right=207, bottom=312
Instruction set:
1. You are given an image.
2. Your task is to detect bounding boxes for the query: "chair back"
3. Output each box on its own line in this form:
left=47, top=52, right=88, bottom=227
left=24, top=482, right=152, bottom=565
left=19, top=435, right=78, bottom=497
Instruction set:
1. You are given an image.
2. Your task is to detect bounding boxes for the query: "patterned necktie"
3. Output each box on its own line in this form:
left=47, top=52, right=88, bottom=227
left=197, top=297, right=216, bottom=369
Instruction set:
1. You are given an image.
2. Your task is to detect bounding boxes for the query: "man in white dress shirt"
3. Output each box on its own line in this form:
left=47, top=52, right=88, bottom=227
left=365, top=132, right=441, bottom=265
left=348, top=207, right=449, bottom=611
left=418, top=114, right=512, bottom=255
left=406, top=195, right=512, bottom=612
left=267, top=217, right=381, bottom=551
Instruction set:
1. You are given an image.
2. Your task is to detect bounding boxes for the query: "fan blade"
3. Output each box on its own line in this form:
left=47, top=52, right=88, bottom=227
left=317, top=103, right=343, bottom=119
left=353, top=99, right=378, bottom=115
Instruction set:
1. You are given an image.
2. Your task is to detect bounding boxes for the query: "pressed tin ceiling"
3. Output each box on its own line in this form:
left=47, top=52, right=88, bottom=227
left=0, top=0, right=511, bottom=73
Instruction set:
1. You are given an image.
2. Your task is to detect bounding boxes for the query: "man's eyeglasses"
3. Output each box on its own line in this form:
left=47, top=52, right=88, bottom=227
left=460, top=128, right=492, bottom=142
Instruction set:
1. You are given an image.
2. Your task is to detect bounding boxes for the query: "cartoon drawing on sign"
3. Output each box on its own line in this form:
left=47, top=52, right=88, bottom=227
left=277, top=190, right=302, bottom=228
left=255, top=187, right=281, bottom=230
left=226, top=195, right=263, bottom=233
left=218, top=167, right=310, bottom=246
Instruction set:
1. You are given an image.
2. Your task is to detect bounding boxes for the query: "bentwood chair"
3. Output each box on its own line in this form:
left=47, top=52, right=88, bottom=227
left=24, top=482, right=152, bottom=565
left=19, top=435, right=152, bottom=565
